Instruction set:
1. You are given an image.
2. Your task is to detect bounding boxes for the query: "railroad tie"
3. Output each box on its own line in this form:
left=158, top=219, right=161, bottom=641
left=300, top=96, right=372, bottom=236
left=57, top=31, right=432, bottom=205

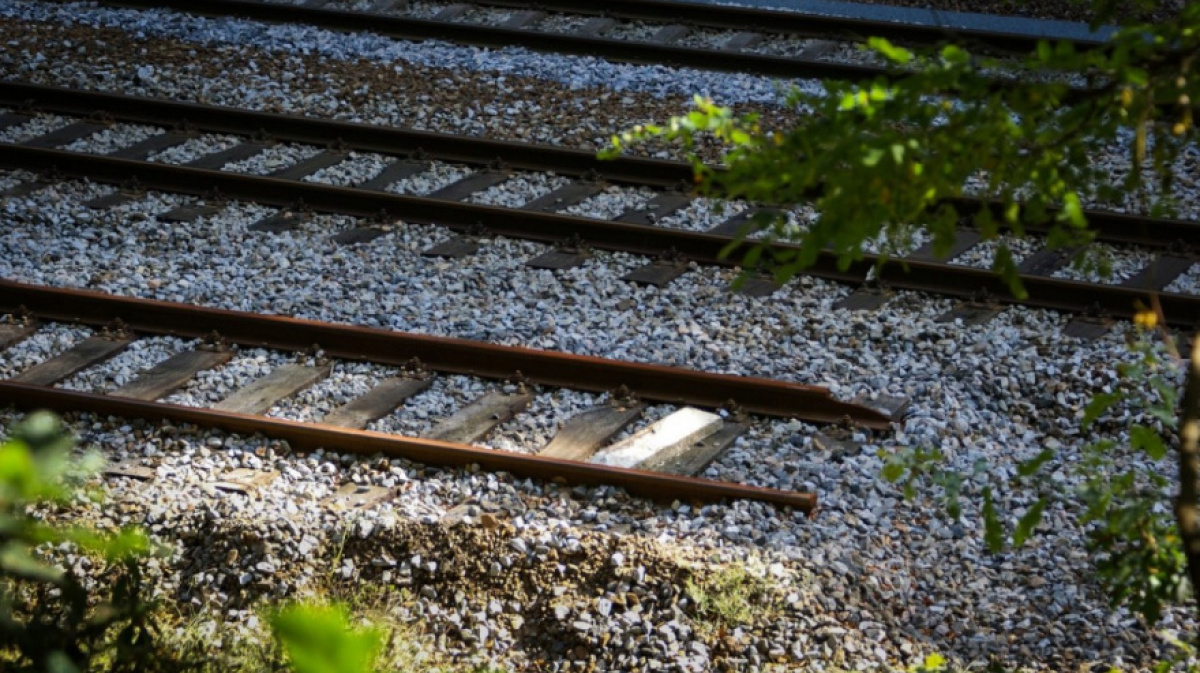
left=0, top=321, right=38, bottom=351
left=12, top=333, right=135, bottom=386
left=20, top=121, right=105, bottom=149
left=521, top=181, right=604, bottom=213
left=212, top=363, right=331, bottom=415
left=426, top=390, right=535, bottom=445
left=356, top=159, right=431, bottom=191
left=538, top=403, right=647, bottom=462
left=109, top=349, right=236, bottom=401
left=322, top=376, right=433, bottom=429
left=589, top=407, right=725, bottom=471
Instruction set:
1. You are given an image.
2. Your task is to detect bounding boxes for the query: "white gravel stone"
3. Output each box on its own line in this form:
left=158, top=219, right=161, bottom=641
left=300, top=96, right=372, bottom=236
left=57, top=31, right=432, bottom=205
left=301, top=151, right=393, bottom=187
left=1051, top=243, right=1157, bottom=284
left=61, top=123, right=160, bottom=155
left=658, top=197, right=750, bottom=232
left=467, top=172, right=570, bottom=207
left=366, top=374, right=493, bottom=439
left=562, top=185, right=656, bottom=220
left=59, top=336, right=194, bottom=393
left=677, top=28, right=742, bottom=50
left=604, top=21, right=665, bottom=43
left=485, top=389, right=608, bottom=454
left=0, top=112, right=74, bottom=143
left=220, top=143, right=322, bottom=175
left=1164, top=262, right=1200, bottom=295
left=147, top=134, right=242, bottom=164
left=385, top=161, right=473, bottom=196
left=534, top=14, right=592, bottom=33
left=0, top=169, right=39, bottom=192
left=949, top=234, right=1043, bottom=268
left=393, top=1, right=446, bottom=19
left=0, top=321, right=94, bottom=379
left=454, top=6, right=522, bottom=27
left=322, top=0, right=376, bottom=11
left=160, top=348, right=318, bottom=408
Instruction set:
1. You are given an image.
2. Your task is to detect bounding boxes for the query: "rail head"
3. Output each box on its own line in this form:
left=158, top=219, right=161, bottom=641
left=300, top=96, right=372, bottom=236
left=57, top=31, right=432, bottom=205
left=0, top=380, right=818, bottom=512
left=0, top=280, right=895, bottom=428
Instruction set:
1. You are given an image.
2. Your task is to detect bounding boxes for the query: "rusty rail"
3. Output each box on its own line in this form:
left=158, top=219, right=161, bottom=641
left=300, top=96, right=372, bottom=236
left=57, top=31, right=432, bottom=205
left=0, top=280, right=891, bottom=427
left=0, top=381, right=817, bottom=511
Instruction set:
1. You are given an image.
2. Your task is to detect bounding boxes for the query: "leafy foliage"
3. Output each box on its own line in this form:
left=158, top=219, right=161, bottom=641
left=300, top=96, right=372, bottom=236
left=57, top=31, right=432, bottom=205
left=1077, top=341, right=1188, bottom=624
left=0, top=411, right=162, bottom=673
left=601, top=5, right=1199, bottom=298
left=880, top=331, right=1189, bottom=626
left=271, top=602, right=384, bottom=673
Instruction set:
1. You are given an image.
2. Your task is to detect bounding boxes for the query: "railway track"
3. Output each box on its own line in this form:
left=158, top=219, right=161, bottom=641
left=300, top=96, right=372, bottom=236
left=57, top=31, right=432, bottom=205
left=84, top=0, right=1094, bottom=84
left=1, top=84, right=1198, bottom=330
left=3, top=1, right=1197, bottom=668
left=0, top=281, right=896, bottom=511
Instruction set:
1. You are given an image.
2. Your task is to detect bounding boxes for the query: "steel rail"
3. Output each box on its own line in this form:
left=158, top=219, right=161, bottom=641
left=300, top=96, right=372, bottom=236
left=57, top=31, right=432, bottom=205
left=92, top=0, right=1106, bottom=59
left=0, top=82, right=690, bottom=189
left=0, top=280, right=890, bottom=427
left=5, top=82, right=1197, bottom=249
left=467, top=0, right=1105, bottom=51
left=84, top=0, right=1157, bottom=115
left=2, top=144, right=1198, bottom=326
left=95, top=0, right=880, bottom=81
left=0, top=381, right=817, bottom=511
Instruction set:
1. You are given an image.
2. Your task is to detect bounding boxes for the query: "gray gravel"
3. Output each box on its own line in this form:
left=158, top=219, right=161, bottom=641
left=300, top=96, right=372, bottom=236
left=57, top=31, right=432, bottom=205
left=1165, top=262, right=1200, bottom=295
left=0, top=112, right=72, bottom=143
left=220, top=143, right=322, bottom=175
left=0, top=0, right=824, bottom=105
left=1, top=0, right=1199, bottom=670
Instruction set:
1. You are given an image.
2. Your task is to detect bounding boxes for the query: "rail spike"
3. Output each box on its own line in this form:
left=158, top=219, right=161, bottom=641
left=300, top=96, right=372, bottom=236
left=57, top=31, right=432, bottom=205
left=304, top=343, right=329, bottom=366
left=100, top=318, right=131, bottom=340
left=401, top=357, right=430, bottom=380
left=507, top=370, right=531, bottom=394
left=200, top=330, right=230, bottom=352
left=609, top=384, right=639, bottom=409
left=2, top=306, right=35, bottom=326
left=721, top=399, right=747, bottom=423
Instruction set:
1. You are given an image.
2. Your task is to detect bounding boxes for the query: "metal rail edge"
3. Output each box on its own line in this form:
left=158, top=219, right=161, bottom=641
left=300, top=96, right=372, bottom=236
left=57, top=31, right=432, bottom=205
left=0, top=280, right=891, bottom=427
left=0, top=381, right=818, bottom=512
left=0, top=82, right=689, bottom=188
left=3, top=82, right=1195, bottom=249
left=94, top=0, right=879, bottom=80
left=2, top=144, right=1198, bottom=326
left=472, top=0, right=1107, bottom=50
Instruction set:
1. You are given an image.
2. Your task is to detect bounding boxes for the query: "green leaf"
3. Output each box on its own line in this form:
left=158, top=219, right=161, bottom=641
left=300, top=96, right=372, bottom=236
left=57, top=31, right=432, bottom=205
left=862, top=148, right=885, bottom=167
left=867, top=37, right=912, bottom=65
left=1060, top=192, right=1087, bottom=228
left=1036, top=40, right=1052, bottom=63
left=881, top=461, right=905, bottom=483
left=940, top=45, right=968, bottom=63
left=1017, top=448, right=1055, bottom=477
left=1004, top=201, right=1020, bottom=225
left=1013, top=497, right=1047, bottom=547
left=982, top=487, right=1004, bottom=553
left=272, top=603, right=383, bottom=673
left=0, top=441, right=37, bottom=496
left=1082, top=392, right=1120, bottom=427
left=1130, top=425, right=1167, bottom=460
